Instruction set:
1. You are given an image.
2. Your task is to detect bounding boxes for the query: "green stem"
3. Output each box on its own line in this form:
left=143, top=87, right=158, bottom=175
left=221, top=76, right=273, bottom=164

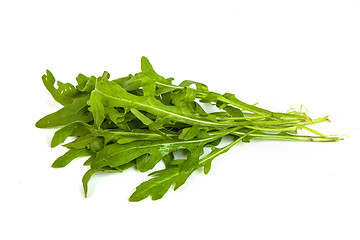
left=199, top=130, right=257, bottom=167
left=216, top=115, right=267, bottom=121
left=232, top=130, right=340, bottom=142
left=244, top=125, right=298, bottom=132
left=295, top=124, right=328, bottom=138
left=241, top=116, right=330, bottom=134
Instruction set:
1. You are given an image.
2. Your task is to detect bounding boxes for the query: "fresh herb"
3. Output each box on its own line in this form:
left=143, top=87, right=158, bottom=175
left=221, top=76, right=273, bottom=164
left=36, top=57, right=340, bottom=201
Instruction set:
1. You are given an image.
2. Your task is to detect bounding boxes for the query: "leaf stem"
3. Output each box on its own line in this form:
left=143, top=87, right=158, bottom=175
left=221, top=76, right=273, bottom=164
left=199, top=130, right=257, bottom=167
left=232, top=130, right=340, bottom=142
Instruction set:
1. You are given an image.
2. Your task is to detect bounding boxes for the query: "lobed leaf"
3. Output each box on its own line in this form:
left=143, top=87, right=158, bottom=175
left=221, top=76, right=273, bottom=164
left=41, top=70, right=74, bottom=105
left=76, top=74, right=96, bottom=92
left=88, top=91, right=105, bottom=129
left=105, top=107, right=127, bottom=125
left=129, top=167, right=190, bottom=202
left=51, top=121, right=92, bottom=147
left=52, top=148, right=91, bottom=168
left=95, top=78, right=237, bottom=128
left=36, top=95, right=92, bottom=128
left=91, top=133, right=224, bottom=172
left=63, top=134, right=102, bottom=150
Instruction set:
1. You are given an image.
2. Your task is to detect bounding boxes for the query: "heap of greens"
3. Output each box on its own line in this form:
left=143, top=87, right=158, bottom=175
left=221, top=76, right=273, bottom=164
left=36, top=57, right=340, bottom=201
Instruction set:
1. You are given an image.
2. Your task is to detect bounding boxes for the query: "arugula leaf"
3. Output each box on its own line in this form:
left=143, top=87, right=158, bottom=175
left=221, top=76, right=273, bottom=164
left=179, top=80, right=209, bottom=92
left=129, top=167, right=191, bottom=201
left=63, top=134, right=102, bottom=150
left=88, top=91, right=105, bottom=129
left=76, top=74, right=96, bottom=93
left=91, top=128, right=169, bottom=145
left=140, top=56, right=170, bottom=85
left=51, top=123, right=79, bottom=148
left=91, top=132, right=223, bottom=172
left=105, top=107, right=127, bottom=125
left=178, top=126, right=202, bottom=140
left=82, top=162, right=137, bottom=198
left=51, top=122, right=92, bottom=147
left=95, top=78, right=237, bottom=128
left=82, top=168, right=100, bottom=198
left=130, top=108, right=154, bottom=126
left=52, top=148, right=91, bottom=168
left=36, top=95, right=92, bottom=128
left=129, top=131, right=255, bottom=201
left=42, top=70, right=75, bottom=105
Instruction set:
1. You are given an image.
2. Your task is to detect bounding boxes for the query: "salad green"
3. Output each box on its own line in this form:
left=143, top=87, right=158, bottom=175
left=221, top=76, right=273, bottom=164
left=36, top=57, right=340, bottom=201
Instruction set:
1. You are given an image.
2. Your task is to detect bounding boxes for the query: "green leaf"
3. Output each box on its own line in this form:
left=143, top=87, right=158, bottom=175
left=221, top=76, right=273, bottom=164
left=129, top=168, right=183, bottom=201
left=141, top=56, right=155, bottom=72
left=130, top=131, right=256, bottom=201
left=50, top=122, right=92, bottom=147
left=52, top=148, right=91, bottom=168
left=179, top=80, right=208, bottom=92
left=42, top=70, right=74, bottom=105
left=91, top=133, right=224, bottom=172
left=83, top=161, right=137, bottom=197
left=130, top=108, right=154, bottom=125
left=162, top=152, right=175, bottom=168
left=83, top=155, right=95, bottom=166
left=129, top=165, right=194, bottom=202
left=82, top=168, right=101, bottom=198
left=105, top=107, right=127, bottom=124
left=178, top=126, right=201, bottom=140
left=88, top=91, right=105, bottom=129
left=57, top=81, right=79, bottom=97
left=201, top=147, right=224, bottom=175
left=51, top=124, right=78, bottom=148
left=170, top=87, right=197, bottom=111
left=35, top=95, right=92, bottom=128
left=63, top=134, right=102, bottom=149
left=76, top=74, right=96, bottom=92
left=111, top=74, right=133, bottom=86
left=91, top=128, right=170, bottom=145
left=199, top=92, right=219, bottom=103
left=119, top=74, right=143, bottom=92
left=95, top=78, right=236, bottom=128
left=223, top=106, right=244, bottom=118
left=180, top=145, right=203, bottom=174
left=102, top=71, right=110, bottom=81
left=140, top=56, right=170, bottom=85
left=200, top=131, right=255, bottom=174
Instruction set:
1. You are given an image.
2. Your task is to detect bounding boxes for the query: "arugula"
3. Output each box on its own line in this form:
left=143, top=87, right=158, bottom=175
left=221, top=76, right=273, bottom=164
left=36, top=57, right=340, bottom=201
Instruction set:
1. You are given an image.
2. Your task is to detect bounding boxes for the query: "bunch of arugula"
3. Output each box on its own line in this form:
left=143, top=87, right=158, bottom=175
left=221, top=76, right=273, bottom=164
left=36, top=57, right=340, bottom=201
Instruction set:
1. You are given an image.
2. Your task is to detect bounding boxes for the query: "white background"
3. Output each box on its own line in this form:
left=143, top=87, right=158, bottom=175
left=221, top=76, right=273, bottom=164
left=1, top=0, right=359, bottom=239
